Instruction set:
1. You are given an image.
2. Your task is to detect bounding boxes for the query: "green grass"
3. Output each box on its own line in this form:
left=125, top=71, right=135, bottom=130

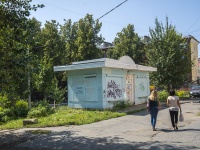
left=0, top=119, right=24, bottom=129
left=0, top=106, right=127, bottom=130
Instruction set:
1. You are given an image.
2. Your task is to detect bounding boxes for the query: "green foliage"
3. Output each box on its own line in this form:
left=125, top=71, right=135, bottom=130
left=0, top=93, right=10, bottom=108
left=107, top=24, right=145, bottom=64
left=27, top=106, right=48, bottom=118
left=158, top=90, right=189, bottom=102
left=27, top=100, right=54, bottom=118
left=33, top=20, right=66, bottom=99
left=32, top=100, right=50, bottom=108
left=32, top=55, right=54, bottom=94
left=113, top=100, right=133, bottom=109
left=0, top=0, right=44, bottom=100
left=60, top=14, right=103, bottom=62
left=146, top=17, right=191, bottom=90
left=1, top=106, right=126, bottom=129
left=0, top=98, right=29, bottom=123
left=49, top=77, right=66, bottom=107
left=176, top=90, right=189, bottom=97
left=158, top=90, right=169, bottom=102
left=60, top=19, right=78, bottom=64
left=0, top=108, right=15, bottom=123
left=15, top=100, right=28, bottom=117
left=0, top=1, right=103, bottom=103
left=41, top=20, right=65, bottom=66
left=0, top=93, right=29, bottom=123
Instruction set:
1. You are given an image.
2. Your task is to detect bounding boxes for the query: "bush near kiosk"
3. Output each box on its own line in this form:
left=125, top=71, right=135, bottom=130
left=15, top=100, right=28, bottom=117
left=158, top=90, right=168, bottom=102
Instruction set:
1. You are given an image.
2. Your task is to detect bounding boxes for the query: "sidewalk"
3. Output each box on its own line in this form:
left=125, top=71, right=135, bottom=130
left=0, top=100, right=200, bottom=150
left=0, top=102, right=147, bottom=149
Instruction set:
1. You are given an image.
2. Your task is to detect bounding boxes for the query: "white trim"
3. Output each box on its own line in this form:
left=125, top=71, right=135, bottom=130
left=54, top=57, right=157, bottom=72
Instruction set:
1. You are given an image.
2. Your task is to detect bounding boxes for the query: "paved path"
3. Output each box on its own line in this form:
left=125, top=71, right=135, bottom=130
left=0, top=100, right=200, bottom=150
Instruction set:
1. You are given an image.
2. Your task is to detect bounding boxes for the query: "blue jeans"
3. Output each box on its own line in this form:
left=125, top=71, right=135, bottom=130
left=150, top=107, right=158, bottom=128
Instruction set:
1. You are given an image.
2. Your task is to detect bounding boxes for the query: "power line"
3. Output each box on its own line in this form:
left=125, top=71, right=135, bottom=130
left=34, top=0, right=83, bottom=16
left=188, top=28, right=200, bottom=34
left=97, top=0, right=128, bottom=20
left=184, top=16, right=200, bottom=33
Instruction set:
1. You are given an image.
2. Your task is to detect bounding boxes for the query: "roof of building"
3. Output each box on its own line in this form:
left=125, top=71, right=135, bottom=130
left=53, top=56, right=157, bottom=72
left=187, top=35, right=200, bottom=43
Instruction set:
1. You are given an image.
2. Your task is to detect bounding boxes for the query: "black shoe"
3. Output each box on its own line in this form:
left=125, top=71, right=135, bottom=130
left=175, top=125, right=178, bottom=130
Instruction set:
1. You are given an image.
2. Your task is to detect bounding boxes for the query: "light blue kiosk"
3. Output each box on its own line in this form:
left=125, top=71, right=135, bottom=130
left=53, top=56, right=157, bottom=109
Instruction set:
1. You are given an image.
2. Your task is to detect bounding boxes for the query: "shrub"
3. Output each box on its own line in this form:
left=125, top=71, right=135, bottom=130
left=0, top=108, right=15, bottom=123
left=15, top=100, right=28, bottom=117
left=113, top=100, right=133, bottom=109
left=1, top=115, right=12, bottom=123
left=0, top=93, right=10, bottom=108
left=0, top=106, right=3, bottom=112
left=176, top=90, right=189, bottom=97
left=32, top=100, right=50, bottom=109
left=27, top=100, right=55, bottom=118
left=3, top=108, right=14, bottom=116
left=158, top=90, right=168, bottom=102
left=27, top=105, right=48, bottom=118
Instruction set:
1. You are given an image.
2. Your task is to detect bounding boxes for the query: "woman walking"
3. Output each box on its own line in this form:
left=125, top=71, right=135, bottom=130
left=147, top=90, right=161, bottom=131
left=167, top=89, right=182, bottom=130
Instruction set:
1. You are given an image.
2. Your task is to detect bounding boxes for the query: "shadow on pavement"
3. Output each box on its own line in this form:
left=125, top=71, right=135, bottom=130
left=131, top=106, right=169, bottom=116
left=174, top=128, right=200, bottom=132
left=1, top=130, right=199, bottom=150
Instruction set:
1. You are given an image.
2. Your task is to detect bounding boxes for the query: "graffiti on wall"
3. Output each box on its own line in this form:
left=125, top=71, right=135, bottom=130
left=136, top=77, right=148, bottom=97
left=75, top=87, right=83, bottom=94
left=107, top=80, right=122, bottom=99
left=139, top=82, right=145, bottom=92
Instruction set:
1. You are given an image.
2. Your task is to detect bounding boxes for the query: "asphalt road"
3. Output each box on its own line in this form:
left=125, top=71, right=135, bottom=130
left=0, top=100, right=200, bottom=150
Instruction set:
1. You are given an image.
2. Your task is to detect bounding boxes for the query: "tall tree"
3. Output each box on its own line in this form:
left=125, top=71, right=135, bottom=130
left=146, top=17, right=191, bottom=91
left=74, top=14, right=104, bottom=61
left=0, top=0, right=44, bottom=101
left=107, top=24, right=145, bottom=64
left=32, top=20, right=65, bottom=99
left=41, top=20, right=65, bottom=66
left=23, top=18, right=44, bottom=109
left=60, top=19, right=78, bottom=64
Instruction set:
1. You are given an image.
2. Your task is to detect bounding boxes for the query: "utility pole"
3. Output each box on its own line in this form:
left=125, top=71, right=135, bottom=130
left=27, top=45, right=31, bottom=110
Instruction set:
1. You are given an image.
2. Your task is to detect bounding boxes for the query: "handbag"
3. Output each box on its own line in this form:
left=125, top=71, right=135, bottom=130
left=179, top=112, right=184, bottom=122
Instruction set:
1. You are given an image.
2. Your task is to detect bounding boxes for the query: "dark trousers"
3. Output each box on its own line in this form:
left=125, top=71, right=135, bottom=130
left=169, top=111, right=179, bottom=127
left=150, top=107, right=158, bottom=128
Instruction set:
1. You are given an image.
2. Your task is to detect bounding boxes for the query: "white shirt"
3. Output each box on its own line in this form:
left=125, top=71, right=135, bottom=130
left=167, top=96, right=179, bottom=111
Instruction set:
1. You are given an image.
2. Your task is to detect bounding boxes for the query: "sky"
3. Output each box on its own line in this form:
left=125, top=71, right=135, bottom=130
left=30, top=0, right=200, bottom=56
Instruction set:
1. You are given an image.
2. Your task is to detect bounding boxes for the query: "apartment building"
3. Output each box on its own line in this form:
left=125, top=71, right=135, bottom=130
left=188, top=35, right=199, bottom=83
